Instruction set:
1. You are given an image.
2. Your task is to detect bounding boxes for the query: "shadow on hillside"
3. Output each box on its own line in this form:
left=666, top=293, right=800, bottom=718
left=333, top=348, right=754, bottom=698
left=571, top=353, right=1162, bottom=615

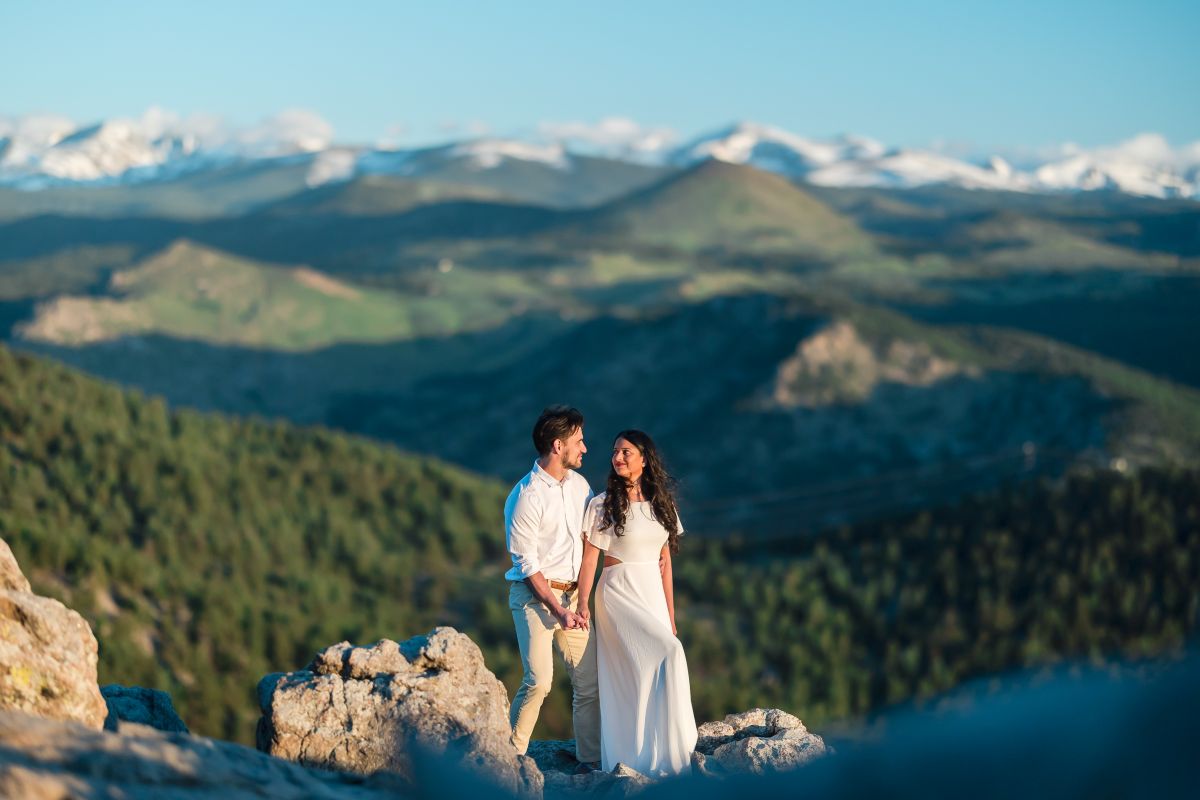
left=896, top=272, right=1200, bottom=390
left=8, top=293, right=1124, bottom=537
left=0, top=201, right=568, bottom=272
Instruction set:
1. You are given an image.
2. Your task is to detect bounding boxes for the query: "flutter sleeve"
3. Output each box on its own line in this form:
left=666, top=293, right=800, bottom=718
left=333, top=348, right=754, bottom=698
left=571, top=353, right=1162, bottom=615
left=583, top=494, right=615, bottom=551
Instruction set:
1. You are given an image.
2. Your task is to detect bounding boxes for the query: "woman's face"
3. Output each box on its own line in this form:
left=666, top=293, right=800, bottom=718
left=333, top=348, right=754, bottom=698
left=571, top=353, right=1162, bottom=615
left=612, top=438, right=645, bottom=483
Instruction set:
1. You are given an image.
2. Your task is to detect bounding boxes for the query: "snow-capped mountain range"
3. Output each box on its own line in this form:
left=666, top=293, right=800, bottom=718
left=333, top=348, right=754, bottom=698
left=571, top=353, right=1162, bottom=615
left=2, top=109, right=1198, bottom=200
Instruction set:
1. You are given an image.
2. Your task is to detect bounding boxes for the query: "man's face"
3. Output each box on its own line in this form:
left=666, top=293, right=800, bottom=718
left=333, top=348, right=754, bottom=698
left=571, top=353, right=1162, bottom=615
left=558, top=426, right=586, bottom=470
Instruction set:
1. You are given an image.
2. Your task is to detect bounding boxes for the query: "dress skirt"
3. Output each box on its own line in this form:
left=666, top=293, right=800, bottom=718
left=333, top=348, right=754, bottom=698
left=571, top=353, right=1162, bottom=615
left=594, top=560, right=698, bottom=776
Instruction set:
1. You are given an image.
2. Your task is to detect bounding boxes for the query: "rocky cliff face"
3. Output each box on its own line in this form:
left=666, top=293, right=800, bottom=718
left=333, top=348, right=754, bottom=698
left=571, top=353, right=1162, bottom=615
left=0, top=538, right=108, bottom=729
left=257, top=631, right=542, bottom=798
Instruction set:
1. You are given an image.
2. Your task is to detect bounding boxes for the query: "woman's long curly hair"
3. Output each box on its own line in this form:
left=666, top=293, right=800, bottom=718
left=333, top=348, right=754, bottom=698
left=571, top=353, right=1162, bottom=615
left=600, top=429, right=681, bottom=554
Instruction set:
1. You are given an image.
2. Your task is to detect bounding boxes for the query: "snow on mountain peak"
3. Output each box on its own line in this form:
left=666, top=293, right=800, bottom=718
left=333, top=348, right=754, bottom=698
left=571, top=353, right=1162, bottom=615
left=537, top=117, right=679, bottom=162
left=1034, top=132, right=1200, bottom=198
left=0, top=113, right=78, bottom=148
left=987, top=156, right=1014, bottom=179
left=671, top=121, right=1197, bottom=198
left=674, top=121, right=846, bottom=172
left=306, top=148, right=358, bottom=187
left=1, top=108, right=1197, bottom=199
left=449, top=138, right=569, bottom=170
left=671, top=122, right=903, bottom=182
left=235, top=109, right=334, bottom=156
left=0, top=108, right=335, bottom=186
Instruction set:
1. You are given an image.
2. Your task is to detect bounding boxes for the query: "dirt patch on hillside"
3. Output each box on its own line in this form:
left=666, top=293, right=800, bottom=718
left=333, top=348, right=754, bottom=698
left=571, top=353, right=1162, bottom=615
left=291, top=268, right=362, bottom=300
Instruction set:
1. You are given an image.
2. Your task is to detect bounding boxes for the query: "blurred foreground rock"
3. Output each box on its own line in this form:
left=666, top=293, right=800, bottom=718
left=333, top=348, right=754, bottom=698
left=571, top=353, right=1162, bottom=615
left=694, top=707, right=829, bottom=775
left=257, top=627, right=541, bottom=798
left=102, top=684, right=189, bottom=733
left=530, top=706, right=829, bottom=796
left=0, top=709, right=409, bottom=799
left=0, top=538, right=108, bottom=729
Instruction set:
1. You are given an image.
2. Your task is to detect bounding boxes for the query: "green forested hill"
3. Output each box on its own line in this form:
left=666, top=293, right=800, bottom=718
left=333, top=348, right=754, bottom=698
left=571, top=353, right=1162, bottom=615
left=0, top=343, right=513, bottom=742
left=2, top=344, right=1198, bottom=747
left=16, top=240, right=554, bottom=350
left=677, top=466, right=1200, bottom=721
left=573, top=159, right=875, bottom=259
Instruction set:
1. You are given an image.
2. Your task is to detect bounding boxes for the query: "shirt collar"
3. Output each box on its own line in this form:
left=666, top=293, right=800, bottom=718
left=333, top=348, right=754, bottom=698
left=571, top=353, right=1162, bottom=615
left=532, top=460, right=569, bottom=487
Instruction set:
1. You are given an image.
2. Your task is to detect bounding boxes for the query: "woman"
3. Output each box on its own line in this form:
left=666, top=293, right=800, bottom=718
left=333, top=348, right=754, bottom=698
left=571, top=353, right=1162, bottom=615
left=576, top=430, right=698, bottom=776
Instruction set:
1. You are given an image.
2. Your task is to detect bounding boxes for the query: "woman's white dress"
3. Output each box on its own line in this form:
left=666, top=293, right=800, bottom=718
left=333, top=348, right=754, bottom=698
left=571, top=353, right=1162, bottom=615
left=583, top=494, right=698, bottom=776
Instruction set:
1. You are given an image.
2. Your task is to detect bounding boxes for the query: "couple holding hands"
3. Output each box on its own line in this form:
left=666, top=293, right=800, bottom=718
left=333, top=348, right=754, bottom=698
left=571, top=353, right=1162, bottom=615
left=504, top=406, right=697, bottom=777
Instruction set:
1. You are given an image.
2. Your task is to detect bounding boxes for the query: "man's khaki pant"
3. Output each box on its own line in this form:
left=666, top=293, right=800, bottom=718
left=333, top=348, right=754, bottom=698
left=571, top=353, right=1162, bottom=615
left=508, top=580, right=600, bottom=763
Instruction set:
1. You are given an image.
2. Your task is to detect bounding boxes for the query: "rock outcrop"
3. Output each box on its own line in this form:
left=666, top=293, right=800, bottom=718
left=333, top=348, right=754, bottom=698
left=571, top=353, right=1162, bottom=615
left=693, top=707, right=829, bottom=775
left=102, top=684, right=189, bottom=733
left=691, top=705, right=830, bottom=777
left=0, top=709, right=410, bottom=799
left=527, top=740, right=653, bottom=797
left=763, top=320, right=975, bottom=409
left=539, top=760, right=652, bottom=798
left=257, top=628, right=541, bottom=798
left=529, top=706, right=830, bottom=795
left=0, top=540, right=30, bottom=594
left=0, top=538, right=108, bottom=729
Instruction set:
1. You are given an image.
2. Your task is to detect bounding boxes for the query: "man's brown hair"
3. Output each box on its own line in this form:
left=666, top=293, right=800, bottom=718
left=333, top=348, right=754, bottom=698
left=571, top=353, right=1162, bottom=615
left=532, top=405, right=584, bottom=456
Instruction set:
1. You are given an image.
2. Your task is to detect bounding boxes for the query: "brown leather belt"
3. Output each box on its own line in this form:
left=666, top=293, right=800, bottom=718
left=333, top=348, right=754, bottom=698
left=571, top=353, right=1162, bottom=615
left=548, top=579, right=578, bottom=592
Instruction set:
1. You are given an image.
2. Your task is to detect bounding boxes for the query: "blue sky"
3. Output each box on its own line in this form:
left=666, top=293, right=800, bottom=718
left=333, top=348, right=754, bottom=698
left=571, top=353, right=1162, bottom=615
left=5, top=0, right=1198, bottom=150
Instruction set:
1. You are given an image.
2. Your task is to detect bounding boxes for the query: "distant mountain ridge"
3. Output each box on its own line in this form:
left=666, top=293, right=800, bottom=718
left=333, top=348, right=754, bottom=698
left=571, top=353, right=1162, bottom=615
left=3, top=111, right=1198, bottom=199
left=570, top=159, right=875, bottom=259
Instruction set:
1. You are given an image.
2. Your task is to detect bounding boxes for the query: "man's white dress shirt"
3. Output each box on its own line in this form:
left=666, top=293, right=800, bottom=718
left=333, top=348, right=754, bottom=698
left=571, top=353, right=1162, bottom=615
left=504, top=461, right=592, bottom=583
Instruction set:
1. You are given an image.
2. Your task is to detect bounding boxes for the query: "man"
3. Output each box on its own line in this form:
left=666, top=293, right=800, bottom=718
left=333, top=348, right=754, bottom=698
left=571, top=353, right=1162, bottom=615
left=504, top=405, right=599, bottom=770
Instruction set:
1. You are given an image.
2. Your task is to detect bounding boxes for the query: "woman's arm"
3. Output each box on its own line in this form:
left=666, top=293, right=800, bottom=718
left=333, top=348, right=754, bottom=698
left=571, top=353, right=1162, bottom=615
left=660, top=544, right=676, bottom=636
left=576, top=539, right=601, bottom=629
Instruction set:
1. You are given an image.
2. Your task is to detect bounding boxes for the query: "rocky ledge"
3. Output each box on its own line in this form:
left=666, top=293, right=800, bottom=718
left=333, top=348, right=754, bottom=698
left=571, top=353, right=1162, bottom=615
left=0, top=709, right=410, bottom=799
left=527, top=707, right=829, bottom=797
left=257, top=630, right=542, bottom=798
left=0, top=535, right=831, bottom=797
left=0, top=539, right=108, bottom=729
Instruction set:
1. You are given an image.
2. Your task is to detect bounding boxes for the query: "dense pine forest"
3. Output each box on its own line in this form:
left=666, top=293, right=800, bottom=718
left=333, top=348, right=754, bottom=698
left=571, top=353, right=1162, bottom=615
left=2, top=344, right=1197, bottom=744
left=677, top=467, right=1200, bottom=720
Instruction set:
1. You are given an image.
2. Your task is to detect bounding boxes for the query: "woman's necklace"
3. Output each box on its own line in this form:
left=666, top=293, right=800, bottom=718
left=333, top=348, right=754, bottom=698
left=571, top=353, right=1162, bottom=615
left=628, top=482, right=644, bottom=502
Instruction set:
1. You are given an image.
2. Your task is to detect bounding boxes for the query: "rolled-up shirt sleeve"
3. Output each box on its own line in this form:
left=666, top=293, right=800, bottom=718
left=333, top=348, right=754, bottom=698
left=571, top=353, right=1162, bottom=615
left=505, top=489, right=543, bottom=579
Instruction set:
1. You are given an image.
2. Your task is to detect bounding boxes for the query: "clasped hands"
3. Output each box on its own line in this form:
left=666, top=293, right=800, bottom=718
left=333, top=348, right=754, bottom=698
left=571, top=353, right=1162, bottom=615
left=556, top=604, right=590, bottom=631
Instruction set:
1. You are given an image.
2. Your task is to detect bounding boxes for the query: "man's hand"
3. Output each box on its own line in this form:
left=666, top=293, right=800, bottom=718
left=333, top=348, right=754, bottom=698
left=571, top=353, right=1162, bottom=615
left=554, top=606, right=584, bottom=630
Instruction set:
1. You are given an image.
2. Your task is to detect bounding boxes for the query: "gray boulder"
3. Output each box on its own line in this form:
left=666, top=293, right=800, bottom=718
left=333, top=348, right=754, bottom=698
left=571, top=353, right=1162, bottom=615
left=0, top=708, right=410, bottom=799
left=526, top=738, right=580, bottom=774
left=102, top=684, right=189, bottom=733
left=257, top=627, right=541, bottom=798
left=541, top=761, right=650, bottom=798
left=695, top=707, right=829, bottom=776
left=531, top=706, right=828, bottom=793
left=0, top=538, right=108, bottom=729
left=709, top=731, right=828, bottom=774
